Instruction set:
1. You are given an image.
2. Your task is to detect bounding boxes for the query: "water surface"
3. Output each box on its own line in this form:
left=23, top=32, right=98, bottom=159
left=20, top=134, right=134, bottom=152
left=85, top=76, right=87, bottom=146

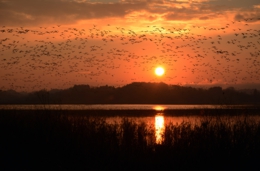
left=0, top=104, right=257, bottom=110
left=1, top=104, right=259, bottom=145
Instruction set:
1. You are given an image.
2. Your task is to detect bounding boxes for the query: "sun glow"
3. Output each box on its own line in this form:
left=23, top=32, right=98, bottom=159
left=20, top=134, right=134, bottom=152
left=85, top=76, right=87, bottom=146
left=155, top=67, right=165, bottom=76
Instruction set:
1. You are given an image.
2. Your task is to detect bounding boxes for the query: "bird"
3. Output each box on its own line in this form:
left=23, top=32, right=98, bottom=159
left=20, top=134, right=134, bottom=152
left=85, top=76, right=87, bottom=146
left=0, top=17, right=259, bottom=92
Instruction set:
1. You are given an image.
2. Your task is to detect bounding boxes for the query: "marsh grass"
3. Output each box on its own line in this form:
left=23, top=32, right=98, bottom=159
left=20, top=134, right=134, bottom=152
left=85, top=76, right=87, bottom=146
left=1, top=110, right=260, bottom=170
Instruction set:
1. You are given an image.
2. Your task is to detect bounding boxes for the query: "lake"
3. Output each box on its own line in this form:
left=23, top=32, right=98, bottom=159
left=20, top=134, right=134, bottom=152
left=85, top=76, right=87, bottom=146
left=1, top=104, right=259, bottom=144
left=0, top=104, right=258, bottom=110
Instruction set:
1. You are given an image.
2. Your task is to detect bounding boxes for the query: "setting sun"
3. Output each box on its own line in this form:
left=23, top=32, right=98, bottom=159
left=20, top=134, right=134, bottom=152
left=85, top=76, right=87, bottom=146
left=155, top=67, right=165, bottom=76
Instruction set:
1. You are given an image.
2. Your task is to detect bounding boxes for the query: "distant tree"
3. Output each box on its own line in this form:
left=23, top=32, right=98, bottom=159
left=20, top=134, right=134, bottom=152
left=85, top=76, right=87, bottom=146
left=1, top=82, right=260, bottom=104
left=208, top=87, right=223, bottom=104
left=35, top=89, right=50, bottom=105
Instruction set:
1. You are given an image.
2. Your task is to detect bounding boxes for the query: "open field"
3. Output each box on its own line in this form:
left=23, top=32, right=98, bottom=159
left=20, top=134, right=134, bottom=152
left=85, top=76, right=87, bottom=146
left=1, top=109, right=260, bottom=170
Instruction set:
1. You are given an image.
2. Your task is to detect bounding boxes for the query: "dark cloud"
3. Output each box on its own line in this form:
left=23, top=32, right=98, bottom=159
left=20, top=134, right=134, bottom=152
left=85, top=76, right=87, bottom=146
left=234, top=11, right=260, bottom=22
left=0, top=0, right=259, bottom=26
left=0, top=0, right=147, bottom=26
left=161, top=0, right=260, bottom=21
left=199, top=16, right=209, bottom=20
left=163, top=8, right=198, bottom=21
left=207, top=0, right=260, bottom=9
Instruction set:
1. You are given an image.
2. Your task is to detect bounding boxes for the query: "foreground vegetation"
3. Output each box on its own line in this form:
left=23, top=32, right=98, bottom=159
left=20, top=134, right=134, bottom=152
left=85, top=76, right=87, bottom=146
left=1, top=110, right=260, bottom=170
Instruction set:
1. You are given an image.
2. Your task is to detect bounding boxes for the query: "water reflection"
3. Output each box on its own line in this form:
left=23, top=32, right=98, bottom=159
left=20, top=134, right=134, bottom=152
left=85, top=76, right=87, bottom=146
left=153, top=105, right=166, bottom=111
left=155, top=114, right=165, bottom=144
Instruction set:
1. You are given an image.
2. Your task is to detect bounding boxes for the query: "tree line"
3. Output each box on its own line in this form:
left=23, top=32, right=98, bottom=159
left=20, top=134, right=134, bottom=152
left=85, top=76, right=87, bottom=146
left=0, top=82, right=259, bottom=104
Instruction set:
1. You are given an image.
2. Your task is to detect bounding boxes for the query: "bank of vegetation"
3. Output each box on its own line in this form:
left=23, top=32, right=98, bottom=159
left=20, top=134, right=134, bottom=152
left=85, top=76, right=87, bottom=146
left=1, top=109, right=260, bottom=170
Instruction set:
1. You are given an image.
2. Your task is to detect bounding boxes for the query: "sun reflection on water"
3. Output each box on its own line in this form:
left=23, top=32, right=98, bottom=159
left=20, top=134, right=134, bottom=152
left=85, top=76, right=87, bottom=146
left=153, top=105, right=165, bottom=111
left=155, top=114, right=165, bottom=144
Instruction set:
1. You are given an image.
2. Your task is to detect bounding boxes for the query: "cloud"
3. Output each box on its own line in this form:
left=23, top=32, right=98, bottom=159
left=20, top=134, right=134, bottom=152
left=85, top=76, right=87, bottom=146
left=234, top=11, right=260, bottom=22
left=162, top=0, right=260, bottom=21
left=0, top=0, right=147, bottom=26
left=163, top=8, right=198, bottom=21
left=207, top=0, right=260, bottom=9
left=199, top=16, right=209, bottom=20
left=0, top=0, right=259, bottom=26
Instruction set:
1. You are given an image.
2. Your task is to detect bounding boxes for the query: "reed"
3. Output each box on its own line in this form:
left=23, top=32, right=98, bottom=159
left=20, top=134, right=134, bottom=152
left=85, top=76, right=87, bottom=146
left=0, top=109, right=260, bottom=170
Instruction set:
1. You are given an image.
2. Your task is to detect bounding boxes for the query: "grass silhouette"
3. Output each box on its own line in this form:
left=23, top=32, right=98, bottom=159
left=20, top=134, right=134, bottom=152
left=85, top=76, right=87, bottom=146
left=1, top=109, right=260, bottom=170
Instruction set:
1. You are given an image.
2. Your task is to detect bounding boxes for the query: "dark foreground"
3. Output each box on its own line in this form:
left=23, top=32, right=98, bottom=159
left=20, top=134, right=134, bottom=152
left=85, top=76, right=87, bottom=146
left=1, top=109, right=260, bottom=171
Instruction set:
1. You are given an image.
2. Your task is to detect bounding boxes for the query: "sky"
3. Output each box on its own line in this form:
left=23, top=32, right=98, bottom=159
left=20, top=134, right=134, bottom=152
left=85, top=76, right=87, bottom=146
left=0, top=0, right=260, bottom=92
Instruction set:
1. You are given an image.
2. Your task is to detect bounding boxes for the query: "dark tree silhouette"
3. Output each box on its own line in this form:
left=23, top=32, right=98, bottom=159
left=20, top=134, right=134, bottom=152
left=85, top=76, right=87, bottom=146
left=0, top=82, right=259, bottom=104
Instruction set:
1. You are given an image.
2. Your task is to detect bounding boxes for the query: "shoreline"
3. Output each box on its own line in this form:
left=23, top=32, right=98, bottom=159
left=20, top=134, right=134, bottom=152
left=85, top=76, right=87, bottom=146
left=1, top=108, right=260, bottom=116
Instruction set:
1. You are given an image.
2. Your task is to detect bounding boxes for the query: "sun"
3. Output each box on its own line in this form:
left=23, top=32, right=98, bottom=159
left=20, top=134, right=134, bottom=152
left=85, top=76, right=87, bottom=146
left=155, top=67, right=165, bottom=76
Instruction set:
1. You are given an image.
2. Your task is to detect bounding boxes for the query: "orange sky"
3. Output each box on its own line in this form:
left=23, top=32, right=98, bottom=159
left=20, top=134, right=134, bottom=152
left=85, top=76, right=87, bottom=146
left=0, top=0, right=260, bottom=92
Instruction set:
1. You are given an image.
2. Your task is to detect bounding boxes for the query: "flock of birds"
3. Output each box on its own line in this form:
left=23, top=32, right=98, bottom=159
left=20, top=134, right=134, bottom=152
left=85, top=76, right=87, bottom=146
left=0, top=18, right=260, bottom=92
